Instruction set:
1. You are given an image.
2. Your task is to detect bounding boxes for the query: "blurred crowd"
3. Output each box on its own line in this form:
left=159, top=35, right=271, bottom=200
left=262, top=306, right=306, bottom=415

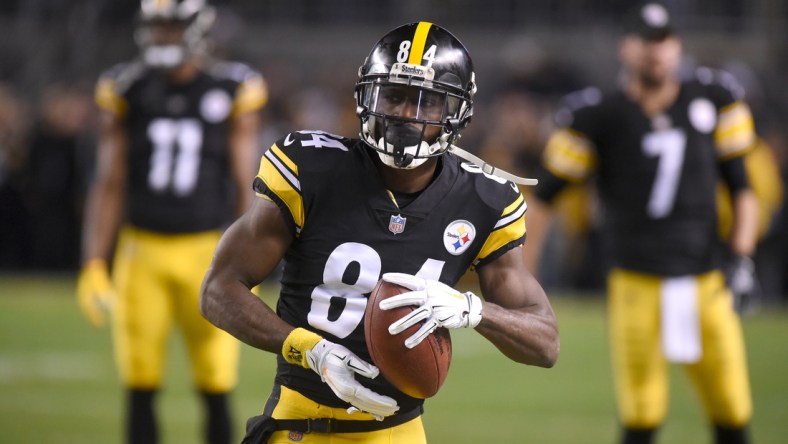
left=1, top=1, right=786, bottom=304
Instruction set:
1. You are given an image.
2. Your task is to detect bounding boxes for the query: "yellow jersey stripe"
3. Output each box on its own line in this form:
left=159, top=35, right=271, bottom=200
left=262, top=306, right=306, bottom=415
left=94, top=78, right=128, bottom=117
left=407, top=22, right=432, bottom=65
left=256, top=151, right=304, bottom=231
left=270, top=144, right=298, bottom=177
left=542, top=128, right=597, bottom=183
left=495, top=198, right=526, bottom=230
left=232, top=76, right=268, bottom=116
left=715, top=101, right=755, bottom=159
left=501, top=194, right=524, bottom=219
left=475, top=212, right=526, bottom=265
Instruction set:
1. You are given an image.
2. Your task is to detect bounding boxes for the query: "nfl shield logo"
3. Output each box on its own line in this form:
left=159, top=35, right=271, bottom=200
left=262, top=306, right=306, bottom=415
left=389, top=214, right=406, bottom=234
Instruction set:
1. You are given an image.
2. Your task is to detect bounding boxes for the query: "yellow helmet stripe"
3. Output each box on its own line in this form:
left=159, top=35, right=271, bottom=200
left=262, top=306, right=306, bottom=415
left=407, top=22, right=433, bottom=65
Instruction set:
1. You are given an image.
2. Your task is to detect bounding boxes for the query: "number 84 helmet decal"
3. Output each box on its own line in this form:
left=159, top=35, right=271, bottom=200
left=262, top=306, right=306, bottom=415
left=355, top=22, right=477, bottom=169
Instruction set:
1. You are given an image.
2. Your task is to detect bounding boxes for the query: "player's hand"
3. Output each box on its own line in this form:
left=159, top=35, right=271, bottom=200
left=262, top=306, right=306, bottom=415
left=76, top=259, right=115, bottom=328
left=725, top=254, right=761, bottom=315
left=306, top=339, right=399, bottom=420
left=380, top=273, right=482, bottom=349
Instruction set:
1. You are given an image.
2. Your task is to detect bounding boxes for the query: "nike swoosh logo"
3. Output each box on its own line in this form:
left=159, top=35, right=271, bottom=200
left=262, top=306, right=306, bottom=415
left=284, top=133, right=295, bottom=146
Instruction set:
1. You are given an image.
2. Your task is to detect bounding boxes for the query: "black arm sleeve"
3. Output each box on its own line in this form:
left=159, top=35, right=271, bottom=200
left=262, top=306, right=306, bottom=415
left=718, top=155, right=750, bottom=194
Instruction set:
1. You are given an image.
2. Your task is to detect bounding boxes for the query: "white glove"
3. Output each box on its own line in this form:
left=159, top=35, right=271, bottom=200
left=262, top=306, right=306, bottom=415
left=380, top=273, right=483, bottom=349
left=306, top=339, right=399, bottom=420
left=725, top=254, right=761, bottom=315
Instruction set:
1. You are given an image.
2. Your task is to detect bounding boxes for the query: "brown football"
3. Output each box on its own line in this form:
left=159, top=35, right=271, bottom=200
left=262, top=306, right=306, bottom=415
left=364, top=278, right=452, bottom=399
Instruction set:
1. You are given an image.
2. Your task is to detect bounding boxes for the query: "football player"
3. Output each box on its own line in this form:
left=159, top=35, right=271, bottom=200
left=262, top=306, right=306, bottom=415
left=525, top=3, right=757, bottom=444
left=76, top=1, right=267, bottom=443
left=200, top=22, right=559, bottom=443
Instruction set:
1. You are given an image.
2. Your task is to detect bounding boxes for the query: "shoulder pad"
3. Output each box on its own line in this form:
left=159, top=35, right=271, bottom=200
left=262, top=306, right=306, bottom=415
left=692, top=66, right=746, bottom=100
left=98, top=61, right=147, bottom=96
left=457, top=160, right=523, bottom=211
left=275, top=130, right=353, bottom=151
left=95, top=61, right=147, bottom=116
left=267, top=130, right=354, bottom=171
left=256, top=131, right=358, bottom=236
left=457, top=157, right=527, bottom=268
left=207, top=60, right=261, bottom=83
left=224, top=62, right=268, bottom=114
left=555, top=86, right=603, bottom=126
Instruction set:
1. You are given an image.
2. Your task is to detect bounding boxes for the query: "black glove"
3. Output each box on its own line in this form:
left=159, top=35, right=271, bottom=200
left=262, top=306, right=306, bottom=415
left=724, top=254, right=761, bottom=315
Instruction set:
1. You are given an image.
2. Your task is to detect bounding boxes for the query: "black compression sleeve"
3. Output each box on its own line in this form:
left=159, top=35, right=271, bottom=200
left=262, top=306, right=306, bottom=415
left=718, top=155, right=750, bottom=194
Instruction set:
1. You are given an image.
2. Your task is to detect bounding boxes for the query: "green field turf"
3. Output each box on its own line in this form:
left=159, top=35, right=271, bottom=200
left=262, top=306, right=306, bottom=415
left=1, top=275, right=786, bottom=443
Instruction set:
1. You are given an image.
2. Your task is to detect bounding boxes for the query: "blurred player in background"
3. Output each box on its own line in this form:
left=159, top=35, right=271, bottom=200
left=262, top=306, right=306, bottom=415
left=76, top=0, right=267, bottom=442
left=200, top=21, right=558, bottom=443
left=525, top=3, right=758, bottom=443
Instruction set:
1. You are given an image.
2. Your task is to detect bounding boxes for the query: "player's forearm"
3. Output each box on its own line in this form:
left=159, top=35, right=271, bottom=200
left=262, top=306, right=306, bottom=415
left=476, top=302, right=559, bottom=368
left=81, top=180, right=124, bottom=263
left=83, top=113, right=128, bottom=264
left=200, top=275, right=290, bottom=354
left=522, top=197, right=553, bottom=276
left=229, top=112, right=260, bottom=217
left=729, top=189, right=759, bottom=256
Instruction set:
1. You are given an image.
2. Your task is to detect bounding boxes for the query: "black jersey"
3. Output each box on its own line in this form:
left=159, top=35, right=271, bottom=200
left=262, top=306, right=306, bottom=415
left=536, top=69, right=755, bottom=276
left=254, top=130, right=527, bottom=412
left=94, top=60, right=267, bottom=233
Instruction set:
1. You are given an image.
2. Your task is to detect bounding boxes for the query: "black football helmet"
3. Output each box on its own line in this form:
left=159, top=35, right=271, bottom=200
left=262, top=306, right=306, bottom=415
left=355, top=22, right=476, bottom=169
left=135, top=0, right=216, bottom=69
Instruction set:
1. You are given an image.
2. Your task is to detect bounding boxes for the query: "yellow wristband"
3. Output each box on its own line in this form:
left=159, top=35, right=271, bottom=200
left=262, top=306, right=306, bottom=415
left=282, top=328, right=323, bottom=368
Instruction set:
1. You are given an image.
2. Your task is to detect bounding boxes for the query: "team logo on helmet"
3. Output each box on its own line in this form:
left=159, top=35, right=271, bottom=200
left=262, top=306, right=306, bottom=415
left=389, top=63, right=435, bottom=80
left=443, top=220, right=475, bottom=255
left=389, top=214, right=407, bottom=234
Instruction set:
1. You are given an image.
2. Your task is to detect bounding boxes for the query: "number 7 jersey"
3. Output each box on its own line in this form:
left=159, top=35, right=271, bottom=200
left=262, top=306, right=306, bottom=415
left=537, top=69, right=755, bottom=276
left=254, top=130, right=527, bottom=412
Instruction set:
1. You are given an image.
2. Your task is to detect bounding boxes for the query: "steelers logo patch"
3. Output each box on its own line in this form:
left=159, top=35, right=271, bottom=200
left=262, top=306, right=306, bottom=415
left=443, top=220, right=476, bottom=255
left=200, top=89, right=232, bottom=123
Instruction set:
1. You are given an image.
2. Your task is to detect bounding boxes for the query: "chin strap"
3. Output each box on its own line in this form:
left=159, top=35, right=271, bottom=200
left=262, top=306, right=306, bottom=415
left=448, top=144, right=538, bottom=186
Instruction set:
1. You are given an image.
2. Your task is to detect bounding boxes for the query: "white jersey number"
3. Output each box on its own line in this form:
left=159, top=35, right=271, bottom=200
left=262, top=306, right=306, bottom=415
left=642, top=128, right=687, bottom=219
left=308, top=242, right=445, bottom=338
left=147, top=118, right=204, bottom=196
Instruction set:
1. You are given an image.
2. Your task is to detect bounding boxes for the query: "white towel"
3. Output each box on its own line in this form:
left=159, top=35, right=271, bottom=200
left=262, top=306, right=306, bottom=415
left=660, top=276, right=702, bottom=363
